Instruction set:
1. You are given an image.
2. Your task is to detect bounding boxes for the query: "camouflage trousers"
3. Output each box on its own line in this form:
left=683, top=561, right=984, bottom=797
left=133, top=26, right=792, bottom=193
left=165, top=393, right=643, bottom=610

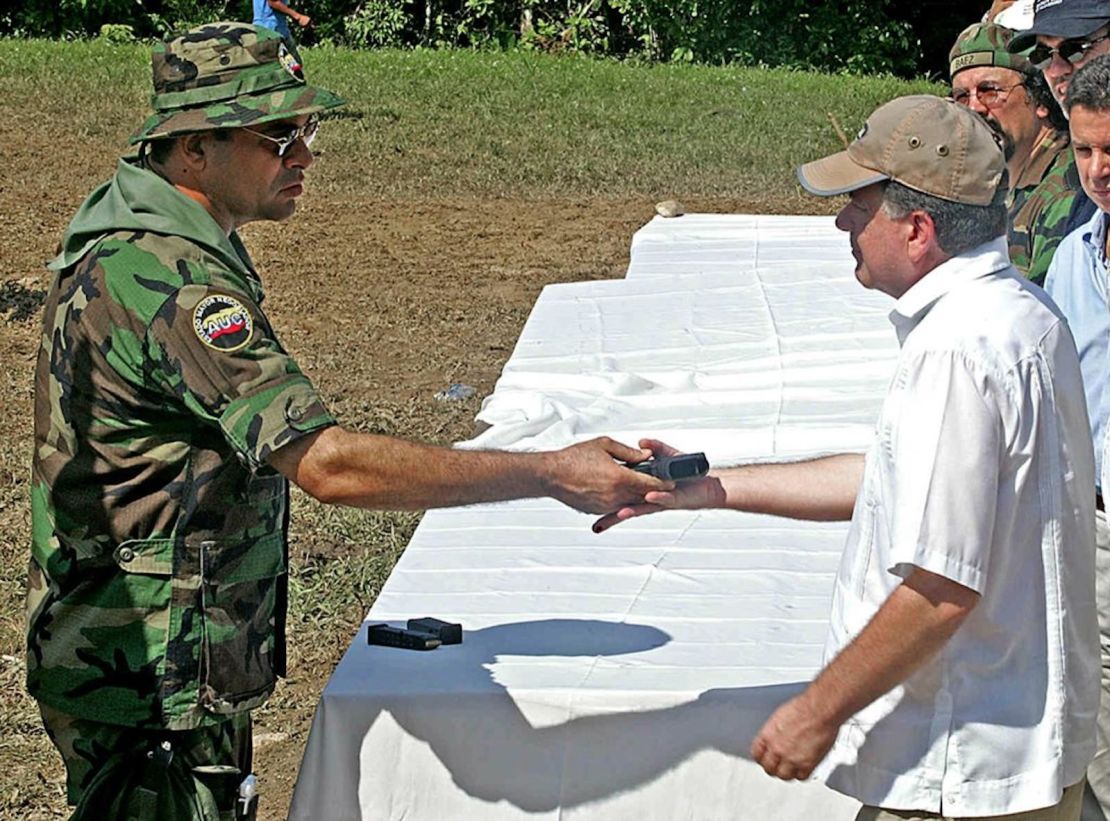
left=39, top=703, right=254, bottom=820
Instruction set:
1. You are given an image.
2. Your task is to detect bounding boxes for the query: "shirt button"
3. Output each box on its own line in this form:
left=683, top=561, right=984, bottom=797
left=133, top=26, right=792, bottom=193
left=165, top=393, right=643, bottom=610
left=119, top=547, right=135, bottom=562
left=288, top=407, right=303, bottom=421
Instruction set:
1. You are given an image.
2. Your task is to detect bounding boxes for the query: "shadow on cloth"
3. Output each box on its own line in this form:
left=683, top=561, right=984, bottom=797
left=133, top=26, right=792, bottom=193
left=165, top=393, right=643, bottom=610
left=291, top=618, right=806, bottom=815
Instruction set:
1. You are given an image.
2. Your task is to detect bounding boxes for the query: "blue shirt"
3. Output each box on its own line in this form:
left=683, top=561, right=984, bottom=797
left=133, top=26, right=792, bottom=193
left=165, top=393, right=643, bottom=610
left=1045, top=208, right=1110, bottom=485
left=253, top=0, right=291, bottom=38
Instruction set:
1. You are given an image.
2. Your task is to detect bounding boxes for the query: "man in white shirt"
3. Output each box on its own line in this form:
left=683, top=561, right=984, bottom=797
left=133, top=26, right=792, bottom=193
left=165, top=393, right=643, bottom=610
left=595, top=95, right=1099, bottom=819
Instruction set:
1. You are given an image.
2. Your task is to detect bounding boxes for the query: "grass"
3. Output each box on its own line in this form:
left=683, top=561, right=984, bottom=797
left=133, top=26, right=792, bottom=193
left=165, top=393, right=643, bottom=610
left=0, top=39, right=940, bottom=201
left=302, top=48, right=938, bottom=199
left=0, top=37, right=940, bottom=818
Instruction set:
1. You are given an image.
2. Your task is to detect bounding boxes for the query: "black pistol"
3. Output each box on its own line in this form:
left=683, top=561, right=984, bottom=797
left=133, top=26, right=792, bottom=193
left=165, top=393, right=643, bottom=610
left=629, top=452, right=709, bottom=482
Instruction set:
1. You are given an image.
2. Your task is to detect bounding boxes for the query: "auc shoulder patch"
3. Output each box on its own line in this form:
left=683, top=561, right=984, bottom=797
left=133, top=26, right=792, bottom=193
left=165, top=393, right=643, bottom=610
left=193, top=294, right=253, bottom=351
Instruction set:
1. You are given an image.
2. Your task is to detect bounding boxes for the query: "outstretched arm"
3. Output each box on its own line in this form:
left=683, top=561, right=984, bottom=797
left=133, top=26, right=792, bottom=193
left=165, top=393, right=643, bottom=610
left=704, top=451, right=863, bottom=520
left=266, top=0, right=311, bottom=27
left=593, top=438, right=864, bottom=532
left=267, top=425, right=670, bottom=514
left=751, top=568, right=979, bottom=780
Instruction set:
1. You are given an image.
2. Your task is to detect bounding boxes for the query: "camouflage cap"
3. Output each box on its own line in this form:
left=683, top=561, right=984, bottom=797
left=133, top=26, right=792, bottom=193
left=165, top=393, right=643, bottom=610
left=130, top=22, right=345, bottom=144
left=950, top=21, right=1034, bottom=77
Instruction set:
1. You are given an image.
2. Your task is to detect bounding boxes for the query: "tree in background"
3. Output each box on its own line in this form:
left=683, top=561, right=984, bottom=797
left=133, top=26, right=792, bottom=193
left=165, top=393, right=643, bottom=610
left=2, top=0, right=248, bottom=39
left=0, top=0, right=982, bottom=80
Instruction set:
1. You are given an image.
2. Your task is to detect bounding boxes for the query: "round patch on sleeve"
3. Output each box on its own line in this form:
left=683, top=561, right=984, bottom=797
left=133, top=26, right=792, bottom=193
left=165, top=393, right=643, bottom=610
left=193, top=294, right=254, bottom=352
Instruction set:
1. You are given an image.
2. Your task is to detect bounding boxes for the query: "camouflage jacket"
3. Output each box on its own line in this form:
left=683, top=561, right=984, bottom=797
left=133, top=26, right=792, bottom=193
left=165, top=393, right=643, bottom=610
left=27, top=158, right=335, bottom=730
left=1009, top=129, right=1080, bottom=285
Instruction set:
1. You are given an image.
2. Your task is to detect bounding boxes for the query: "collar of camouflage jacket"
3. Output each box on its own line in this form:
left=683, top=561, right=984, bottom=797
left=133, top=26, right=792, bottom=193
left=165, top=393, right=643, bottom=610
left=1013, top=127, right=1070, bottom=192
left=47, top=157, right=254, bottom=279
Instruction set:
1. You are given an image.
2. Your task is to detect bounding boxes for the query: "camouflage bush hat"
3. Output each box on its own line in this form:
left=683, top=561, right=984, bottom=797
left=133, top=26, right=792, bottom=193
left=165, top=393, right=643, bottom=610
left=130, top=22, right=344, bottom=144
left=949, top=21, right=1034, bottom=77
left=796, top=95, right=1005, bottom=206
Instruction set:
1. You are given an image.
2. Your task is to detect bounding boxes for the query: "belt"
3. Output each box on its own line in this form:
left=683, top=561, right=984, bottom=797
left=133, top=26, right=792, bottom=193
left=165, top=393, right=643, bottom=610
left=1099, top=492, right=1105, bottom=513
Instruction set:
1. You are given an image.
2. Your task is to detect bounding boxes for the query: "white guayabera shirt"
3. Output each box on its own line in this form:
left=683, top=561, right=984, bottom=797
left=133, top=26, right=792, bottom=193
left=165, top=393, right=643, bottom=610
left=815, top=239, right=1099, bottom=816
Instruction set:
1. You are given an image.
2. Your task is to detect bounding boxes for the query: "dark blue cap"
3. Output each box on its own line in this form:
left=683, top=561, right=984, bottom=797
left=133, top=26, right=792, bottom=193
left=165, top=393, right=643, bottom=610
left=1009, top=0, right=1110, bottom=52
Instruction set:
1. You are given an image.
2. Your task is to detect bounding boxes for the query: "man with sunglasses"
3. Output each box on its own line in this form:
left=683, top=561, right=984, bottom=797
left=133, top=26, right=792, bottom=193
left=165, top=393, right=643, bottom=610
left=27, top=22, right=665, bottom=819
left=1011, top=0, right=1110, bottom=109
left=1010, top=0, right=1110, bottom=239
left=950, top=20, right=1076, bottom=283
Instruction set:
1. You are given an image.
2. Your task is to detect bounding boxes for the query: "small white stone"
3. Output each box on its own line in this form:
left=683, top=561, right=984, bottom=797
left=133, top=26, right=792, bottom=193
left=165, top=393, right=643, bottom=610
left=654, top=200, right=685, bottom=218
left=253, top=732, right=291, bottom=747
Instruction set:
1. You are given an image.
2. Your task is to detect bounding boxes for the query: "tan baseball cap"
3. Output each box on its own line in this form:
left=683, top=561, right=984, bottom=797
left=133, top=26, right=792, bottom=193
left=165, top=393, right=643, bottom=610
left=796, top=95, right=1005, bottom=206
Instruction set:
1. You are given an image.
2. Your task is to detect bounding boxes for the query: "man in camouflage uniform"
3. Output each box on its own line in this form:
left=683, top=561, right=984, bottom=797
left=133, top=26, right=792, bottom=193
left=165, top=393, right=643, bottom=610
left=950, top=20, right=1078, bottom=284
left=28, top=22, right=665, bottom=819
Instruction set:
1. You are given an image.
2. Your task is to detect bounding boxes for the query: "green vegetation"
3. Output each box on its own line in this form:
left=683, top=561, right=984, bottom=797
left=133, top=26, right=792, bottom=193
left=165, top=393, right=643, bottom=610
left=314, top=48, right=939, bottom=199
left=0, top=38, right=941, bottom=201
left=4, top=0, right=937, bottom=76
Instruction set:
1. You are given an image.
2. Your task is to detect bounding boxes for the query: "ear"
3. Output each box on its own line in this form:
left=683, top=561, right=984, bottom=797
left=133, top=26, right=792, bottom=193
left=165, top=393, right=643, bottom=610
left=178, top=132, right=210, bottom=171
left=905, top=210, right=939, bottom=265
left=1035, top=102, right=1050, bottom=120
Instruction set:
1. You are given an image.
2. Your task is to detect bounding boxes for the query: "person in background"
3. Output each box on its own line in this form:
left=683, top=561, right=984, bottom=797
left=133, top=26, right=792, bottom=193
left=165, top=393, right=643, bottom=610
left=1043, top=52, right=1110, bottom=821
left=950, top=20, right=1076, bottom=283
left=253, top=0, right=312, bottom=64
left=985, top=0, right=1019, bottom=22
left=1010, top=0, right=1110, bottom=237
left=988, top=0, right=1033, bottom=29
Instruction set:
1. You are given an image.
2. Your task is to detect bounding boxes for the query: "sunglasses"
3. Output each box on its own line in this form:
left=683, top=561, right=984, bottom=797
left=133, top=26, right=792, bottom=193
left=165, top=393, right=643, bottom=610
left=1029, top=32, right=1110, bottom=71
left=950, top=81, right=1024, bottom=108
left=241, top=114, right=320, bottom=157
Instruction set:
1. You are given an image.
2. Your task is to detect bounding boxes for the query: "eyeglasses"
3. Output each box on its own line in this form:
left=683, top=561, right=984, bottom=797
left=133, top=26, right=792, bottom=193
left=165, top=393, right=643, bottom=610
left=241, top=115, right=320, bottom=157
left=1029, top=32, right=1110, bottom=70
left=950, top=81, right=1024, bottom=108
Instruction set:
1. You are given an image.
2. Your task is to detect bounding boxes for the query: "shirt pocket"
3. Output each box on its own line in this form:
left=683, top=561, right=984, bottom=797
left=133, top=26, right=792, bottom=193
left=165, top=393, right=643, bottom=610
left=193, top=532, right=286, bottom=714
left=109, top=538, right=178, bottom=719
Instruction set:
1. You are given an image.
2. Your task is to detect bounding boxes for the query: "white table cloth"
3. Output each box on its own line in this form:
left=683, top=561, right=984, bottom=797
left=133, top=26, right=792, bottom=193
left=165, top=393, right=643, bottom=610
left=289, top=214, right=899, bottom=820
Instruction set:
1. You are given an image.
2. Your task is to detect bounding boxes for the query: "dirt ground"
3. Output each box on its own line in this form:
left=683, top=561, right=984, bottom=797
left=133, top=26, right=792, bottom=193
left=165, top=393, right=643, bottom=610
left=240, top=194, right=667, bottom=818
left=0, top=133, right=785, bottom=817
left=241, top=194, right=695, bottom=818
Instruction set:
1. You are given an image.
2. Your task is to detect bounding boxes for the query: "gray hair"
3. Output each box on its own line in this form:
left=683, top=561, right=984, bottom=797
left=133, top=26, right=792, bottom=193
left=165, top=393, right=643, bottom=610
left=880, top=179, right=1008, bottom=257
left=1067, top=53, right=1110, bottom=113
